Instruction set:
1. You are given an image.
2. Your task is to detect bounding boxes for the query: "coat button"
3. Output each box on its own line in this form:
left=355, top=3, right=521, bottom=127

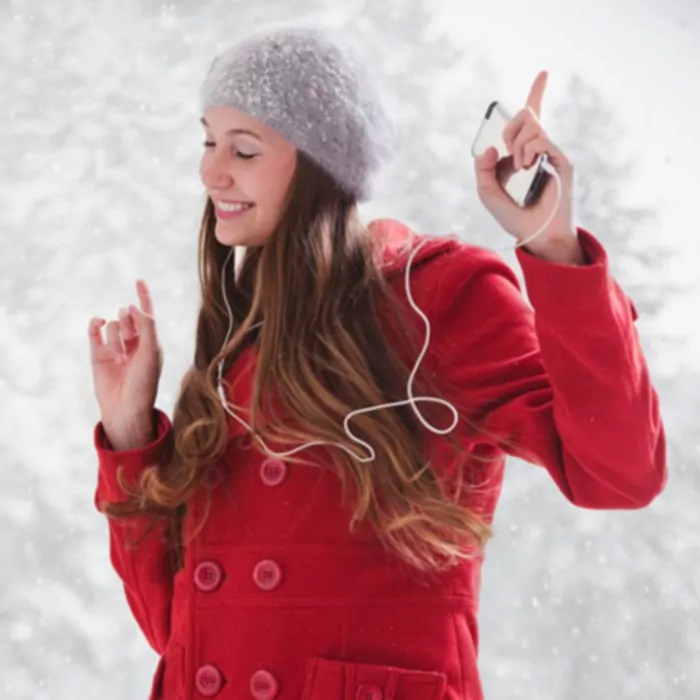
left=250, top=669, right=279, bottom=699
left=253, top=559, right=283, bottom=591
left=260, top=458, right=287, bottom=486
left=194, top=561, right=224, bottom=592
left=195, top=664, right=223, bottom=696
left=356, top=684, right=383, bottom=700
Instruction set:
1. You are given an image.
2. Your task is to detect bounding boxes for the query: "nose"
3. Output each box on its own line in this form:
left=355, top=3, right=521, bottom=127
left=200, top=152, right=234, bottom=191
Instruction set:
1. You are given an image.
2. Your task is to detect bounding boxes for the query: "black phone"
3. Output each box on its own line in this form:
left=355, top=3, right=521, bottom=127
left=471, top=101, right=549, bottom=207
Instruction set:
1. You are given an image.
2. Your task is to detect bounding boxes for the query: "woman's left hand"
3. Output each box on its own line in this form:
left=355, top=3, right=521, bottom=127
left=474, top=71, right=584, bottom=263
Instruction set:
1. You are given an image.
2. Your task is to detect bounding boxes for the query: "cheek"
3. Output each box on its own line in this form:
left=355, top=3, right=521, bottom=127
left=253, top=160, right=294, bottom=207
left=239, top=167, right=267, bottom=201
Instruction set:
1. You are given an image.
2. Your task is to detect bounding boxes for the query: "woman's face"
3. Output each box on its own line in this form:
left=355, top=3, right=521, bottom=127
left=199, top=106, right=298, bottom=247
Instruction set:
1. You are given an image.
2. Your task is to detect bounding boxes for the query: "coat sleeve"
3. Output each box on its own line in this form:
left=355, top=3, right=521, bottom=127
left=93, top=409, right=175, bottom=654
left=428, top=228, right=667, bottom=508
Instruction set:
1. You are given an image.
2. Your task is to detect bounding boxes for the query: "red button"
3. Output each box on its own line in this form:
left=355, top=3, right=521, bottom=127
left=253, top=559, right=283, bottom=591
left=195, top=664, right=223, bottom=696
left=260, top=459, right=287, bottom=486
left=194, top=561, right=223, bottom=592
left=250, top=670, right=279, bottom=700
left=356, top=684, right=383, bottom=700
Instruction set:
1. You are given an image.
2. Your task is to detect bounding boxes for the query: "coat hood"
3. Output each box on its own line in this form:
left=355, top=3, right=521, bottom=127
left=368, top=218, right=459, bottom=278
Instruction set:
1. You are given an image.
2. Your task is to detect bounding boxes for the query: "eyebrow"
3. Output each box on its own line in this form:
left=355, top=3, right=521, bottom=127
left=200, top=118, right=263, bottom=141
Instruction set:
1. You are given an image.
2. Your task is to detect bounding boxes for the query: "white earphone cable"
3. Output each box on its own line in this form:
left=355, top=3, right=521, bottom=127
left=216, top=161, right=562, bottom=462
left=216, top=240, right=459, bottom=462
left=512, top=159, right=562, bottom=250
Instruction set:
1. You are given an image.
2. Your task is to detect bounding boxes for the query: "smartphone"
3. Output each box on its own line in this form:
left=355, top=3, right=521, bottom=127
left=471, top=101, right=549, bottom=207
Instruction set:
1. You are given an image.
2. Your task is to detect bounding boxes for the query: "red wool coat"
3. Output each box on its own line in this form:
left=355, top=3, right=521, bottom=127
left=94, top=220, right=666, bottom=700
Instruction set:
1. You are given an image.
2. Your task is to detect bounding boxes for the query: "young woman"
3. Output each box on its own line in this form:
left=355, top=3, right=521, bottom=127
left=89, top=25, right=666, bottom=700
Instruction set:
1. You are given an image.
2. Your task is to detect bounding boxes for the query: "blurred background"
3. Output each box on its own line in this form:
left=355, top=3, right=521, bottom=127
left=1, top=0, right=698, bottom=698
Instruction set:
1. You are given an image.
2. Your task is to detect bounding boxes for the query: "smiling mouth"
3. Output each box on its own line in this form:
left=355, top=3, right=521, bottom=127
left=215, top=202, right=255, bottom=219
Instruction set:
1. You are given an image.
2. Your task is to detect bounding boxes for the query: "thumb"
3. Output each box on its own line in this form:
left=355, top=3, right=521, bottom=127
left=474, top=147, right=500, bottom=193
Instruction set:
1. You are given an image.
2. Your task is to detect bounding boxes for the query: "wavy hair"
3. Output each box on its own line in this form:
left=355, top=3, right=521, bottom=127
left=101, top=154, right=496, bottom=572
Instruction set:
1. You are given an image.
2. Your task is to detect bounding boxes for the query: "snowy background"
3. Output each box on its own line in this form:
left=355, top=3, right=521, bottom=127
left=1, top=0, right=699, bottom=698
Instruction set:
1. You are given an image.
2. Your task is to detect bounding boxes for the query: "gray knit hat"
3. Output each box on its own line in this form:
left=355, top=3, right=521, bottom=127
left=200, top=25, right=396, bottom=202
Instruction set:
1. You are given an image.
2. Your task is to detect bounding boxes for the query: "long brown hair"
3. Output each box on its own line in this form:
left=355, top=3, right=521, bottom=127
left=101, top=154, right=495, bottom=572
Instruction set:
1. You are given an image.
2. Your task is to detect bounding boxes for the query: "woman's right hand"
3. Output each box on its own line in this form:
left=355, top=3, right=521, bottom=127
left=88, top=279, right=163, bottom=450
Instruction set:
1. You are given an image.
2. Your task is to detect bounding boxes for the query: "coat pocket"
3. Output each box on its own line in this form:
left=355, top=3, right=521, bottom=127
left=301, top=657, right=447, bottom=700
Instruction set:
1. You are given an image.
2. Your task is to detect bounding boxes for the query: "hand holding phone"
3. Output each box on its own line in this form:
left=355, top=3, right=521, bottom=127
left=468, top=72, right=577, bottom=254
left=471, top=101, right=550, bottom=208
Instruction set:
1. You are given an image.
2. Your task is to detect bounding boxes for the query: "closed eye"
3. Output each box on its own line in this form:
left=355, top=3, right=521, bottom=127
left=202, top=141, right=258, bottom=160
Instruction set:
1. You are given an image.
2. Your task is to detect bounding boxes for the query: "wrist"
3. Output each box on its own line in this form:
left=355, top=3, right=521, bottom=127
left=103, top=410, right=156, bottom=452
left=523, top=230, right=587, bottom=265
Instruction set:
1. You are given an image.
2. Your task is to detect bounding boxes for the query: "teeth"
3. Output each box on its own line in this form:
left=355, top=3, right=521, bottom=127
left=218, top=202, right=252, bottom=212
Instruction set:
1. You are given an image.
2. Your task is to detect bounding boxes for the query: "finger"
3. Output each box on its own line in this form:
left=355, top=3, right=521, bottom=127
left=88, top=318, right=107, bottom=364
left=502, top=107, right=540, bottom=156
left=105, top=320, right=125, bottom=359
left=511, top=122, right=543, bottom=171
left=526, top=70, right=548, bottom=118
left=118, top=306, right=138, bottom=342
left=136, top=279, right=154, bottom=318
left=522, top=135, right=550, bottom=170
left=474, top=146, right=500, bottom=190
left=129, top=303, right=158, bottom=348
left=530, top=136, right=571, bottom=173
left=520, top=135, right=572, bottom=183
left=475, top=147, right=513, bottom=203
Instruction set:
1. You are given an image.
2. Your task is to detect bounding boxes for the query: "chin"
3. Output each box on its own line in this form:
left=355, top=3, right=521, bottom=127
left=214, top=221, right=258, bottom=247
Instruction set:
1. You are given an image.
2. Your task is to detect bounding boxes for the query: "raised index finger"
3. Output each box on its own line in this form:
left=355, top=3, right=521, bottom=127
left=526, top=70, right=548, bottom=119
left=136, top=279, right=155, bottom=318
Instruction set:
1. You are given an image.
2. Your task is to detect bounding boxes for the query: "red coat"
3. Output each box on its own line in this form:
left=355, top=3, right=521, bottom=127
left=94, top=220, right=666, bottom=700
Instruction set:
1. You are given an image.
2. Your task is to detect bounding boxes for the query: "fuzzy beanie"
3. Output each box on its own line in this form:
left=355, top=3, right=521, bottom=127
left=199, top=24, right=396, bottom=202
